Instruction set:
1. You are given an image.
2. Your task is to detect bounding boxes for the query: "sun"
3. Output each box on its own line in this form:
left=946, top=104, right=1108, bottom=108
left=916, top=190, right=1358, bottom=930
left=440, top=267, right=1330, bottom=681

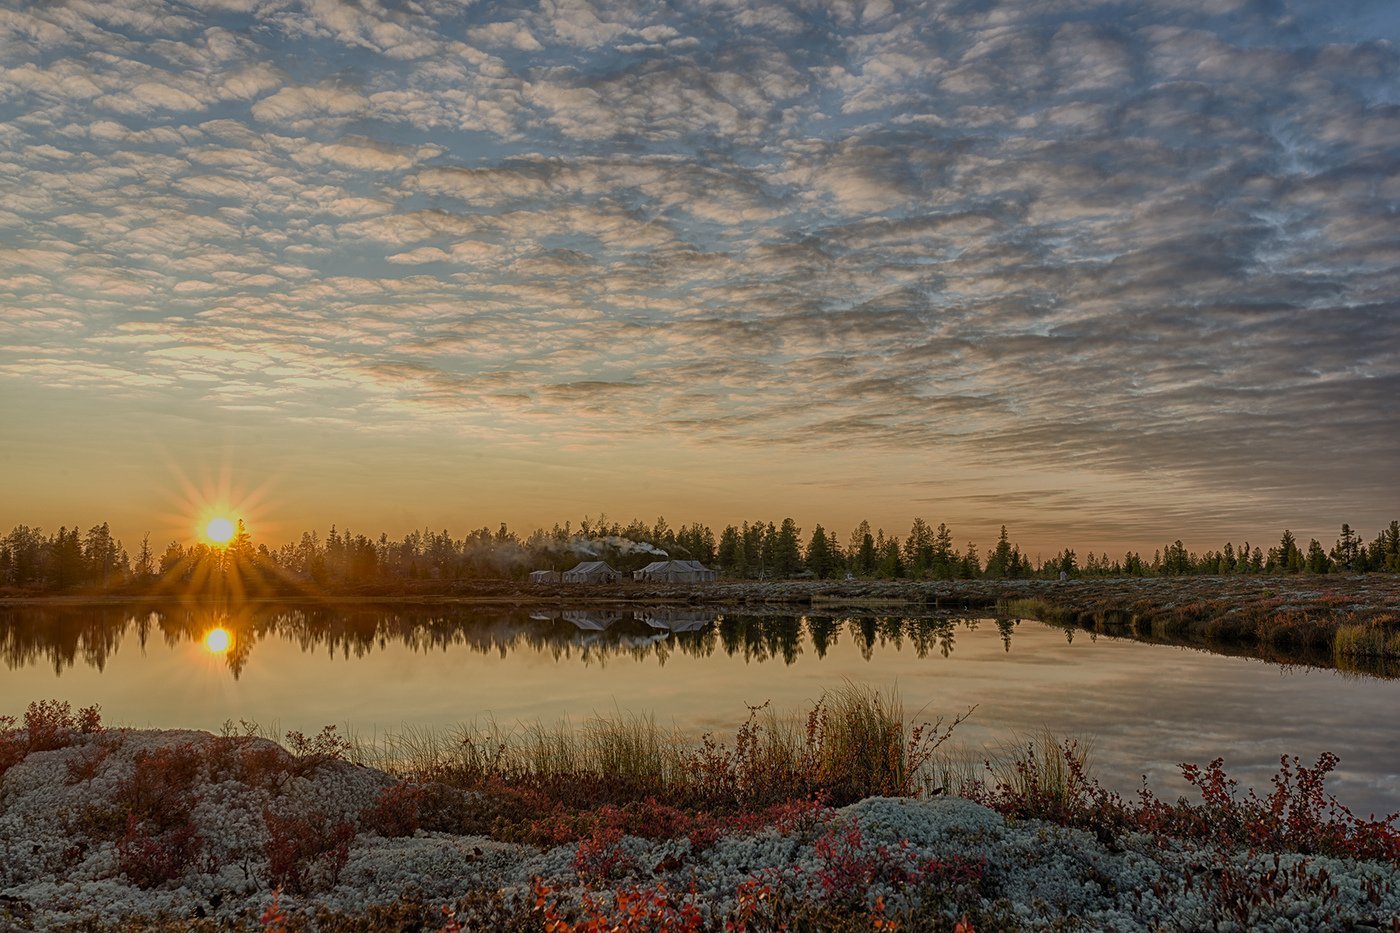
left=205, top=517, right=236, bottom=547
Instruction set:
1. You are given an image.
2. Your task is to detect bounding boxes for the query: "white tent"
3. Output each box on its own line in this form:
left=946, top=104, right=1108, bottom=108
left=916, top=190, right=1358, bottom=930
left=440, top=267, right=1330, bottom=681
left=528, top=569, right=561, bottom=584
left=632, top=559, right=717, bottom=583
left=562, top=560, right=620, bottom=583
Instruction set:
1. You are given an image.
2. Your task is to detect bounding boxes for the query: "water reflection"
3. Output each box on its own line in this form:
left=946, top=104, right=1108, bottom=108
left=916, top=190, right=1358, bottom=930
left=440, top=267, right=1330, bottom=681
left=3, top=603, right=1394, bottom=681
left=0, top=603, right=1030, bottom=678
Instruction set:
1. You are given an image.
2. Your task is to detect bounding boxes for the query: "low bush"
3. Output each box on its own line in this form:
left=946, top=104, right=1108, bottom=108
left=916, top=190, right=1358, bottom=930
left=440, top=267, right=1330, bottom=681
left=960, top=738, right=1400, bottom=864
left=1, top=700, right=103, bottom=781
left=263, top=808, right=356, bottom=895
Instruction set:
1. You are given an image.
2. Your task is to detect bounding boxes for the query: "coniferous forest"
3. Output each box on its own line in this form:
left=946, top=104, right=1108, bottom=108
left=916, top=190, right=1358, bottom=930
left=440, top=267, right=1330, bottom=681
left=2, top=516, right=1398, bottom=594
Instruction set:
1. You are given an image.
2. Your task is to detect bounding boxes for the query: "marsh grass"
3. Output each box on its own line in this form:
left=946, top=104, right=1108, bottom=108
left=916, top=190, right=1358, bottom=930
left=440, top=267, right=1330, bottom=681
left=996, top=597, right=1067, bottom=624
left=1333, top=621, right=1400, bottom=660
left=347, top=684, right=967, bottom=814
left=927, top=729, right=1095, bottom=814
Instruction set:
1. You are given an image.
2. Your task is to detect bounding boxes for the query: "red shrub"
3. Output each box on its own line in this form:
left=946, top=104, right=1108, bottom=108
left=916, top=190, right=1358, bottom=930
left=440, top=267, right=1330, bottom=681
left=361, top=782, right=423, bottom=837
left=534, top=878, right=704, bottom=933
left=810, top=818, right=984, bottom=910
left=0, top=715, right=23, bottom=779
left=116, top=813, right=206, bottom=888
left=263, top=808, right=356, bottom=894
left=117, top=743, right=204, bottom=827
left=284, top=725, right=350, bottom=776
left=64, top=744, right=111, bottom=785
left=574, top=825, right=637, bottom=884
left=968, top=741, right=1400, bottom=864
left=13, top=700, right=100, bottom=755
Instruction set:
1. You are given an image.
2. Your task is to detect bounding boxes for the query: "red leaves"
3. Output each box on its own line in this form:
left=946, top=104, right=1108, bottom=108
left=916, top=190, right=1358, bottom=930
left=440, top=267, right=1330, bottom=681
left=360, top=782, right=423, bottom=837
left=1, top=700, right=104, bottom=780
left=533, top=877, right=705, bottom=933
left=263, top=808, right=356, bottom=894
left=116, top=812, right=206, bottom=888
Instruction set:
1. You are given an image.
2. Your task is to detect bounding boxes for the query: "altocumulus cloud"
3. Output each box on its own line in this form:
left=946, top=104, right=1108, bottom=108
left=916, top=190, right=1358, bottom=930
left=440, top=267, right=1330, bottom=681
left=0, top=0, right=1398, bottom=528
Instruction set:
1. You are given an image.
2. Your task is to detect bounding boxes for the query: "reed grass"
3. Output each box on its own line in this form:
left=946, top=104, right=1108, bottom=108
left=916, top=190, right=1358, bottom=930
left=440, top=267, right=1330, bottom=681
left=1333, top=623, right=1400, bottom=660
left=996, top=597, right=1068, bottom=624
left=346, top=683, right=967, bottom=811
left=928, top=729, right=1094, bottom=805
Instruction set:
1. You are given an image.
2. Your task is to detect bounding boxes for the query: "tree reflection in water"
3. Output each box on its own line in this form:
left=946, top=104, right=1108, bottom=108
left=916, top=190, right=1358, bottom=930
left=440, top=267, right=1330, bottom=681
left=0, top=604, right=1003, bottom=679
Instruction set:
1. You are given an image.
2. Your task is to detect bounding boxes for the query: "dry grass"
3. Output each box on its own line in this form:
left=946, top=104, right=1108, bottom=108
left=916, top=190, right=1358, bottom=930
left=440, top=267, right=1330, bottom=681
left=996, top=597, right=1068, bottom=624
left=346, top=683, right=966, bottom=811
left=1333, top=622, right=1400, bottom=660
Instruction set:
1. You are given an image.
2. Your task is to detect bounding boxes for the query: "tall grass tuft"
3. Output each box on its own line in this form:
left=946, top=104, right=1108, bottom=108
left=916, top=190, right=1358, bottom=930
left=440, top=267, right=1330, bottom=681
left=996, top=597, right=1067, bottom=624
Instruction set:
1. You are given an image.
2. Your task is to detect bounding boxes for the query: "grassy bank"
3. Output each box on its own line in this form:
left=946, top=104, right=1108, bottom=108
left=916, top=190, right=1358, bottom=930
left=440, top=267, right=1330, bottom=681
left=994, top=579, right=1400, bottom=676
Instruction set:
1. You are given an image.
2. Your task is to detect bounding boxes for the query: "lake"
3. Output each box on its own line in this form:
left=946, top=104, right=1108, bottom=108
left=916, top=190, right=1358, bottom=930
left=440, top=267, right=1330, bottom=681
left=2, top=600, right=1397, bottom=816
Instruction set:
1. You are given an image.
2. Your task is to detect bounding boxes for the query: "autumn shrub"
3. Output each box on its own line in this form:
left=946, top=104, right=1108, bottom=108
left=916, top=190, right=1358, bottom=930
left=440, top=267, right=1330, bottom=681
left=0, top=715, right=24, bottom=779
left=60, top=739, right=213, bottom=887
left=808, top=817, right=985, bottom=911
left=533, top=878, right=703, bottom=933
left=1170, top=753, right=1400, bottom=862
left=25, top=699, right=82, bottom=751
left=120, top=744, right=204, bottom=824
left=263, top=807, right=356, bottom=894
left=284, top=725, right=352, bottom=776
left=360, top=781, right=423, bottom=837
left=964, top=738, right=1400, bottom=864
left=572, top=825, right=637, bottom=884
left=116, top=812, right=207, bottom=888
left=64, top=743, right=111, bottom=784
left=1, top=701, right=104, bottom=780
left=517, top=794, right=830, bottom=852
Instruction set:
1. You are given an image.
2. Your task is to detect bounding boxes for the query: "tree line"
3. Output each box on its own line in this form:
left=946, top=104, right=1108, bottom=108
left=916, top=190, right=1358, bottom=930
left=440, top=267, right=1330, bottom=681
left=1, top=515, right=1398, bottom=593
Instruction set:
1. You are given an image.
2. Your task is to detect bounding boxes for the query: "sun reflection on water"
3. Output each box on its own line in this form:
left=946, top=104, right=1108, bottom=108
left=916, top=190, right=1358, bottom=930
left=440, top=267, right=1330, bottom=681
left=203, top=627, right=233, bottom=654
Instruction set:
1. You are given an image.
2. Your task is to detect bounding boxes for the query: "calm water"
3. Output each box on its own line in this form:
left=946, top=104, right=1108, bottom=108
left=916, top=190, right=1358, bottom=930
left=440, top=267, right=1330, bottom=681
left=3, top=601, right=1397, bottom=815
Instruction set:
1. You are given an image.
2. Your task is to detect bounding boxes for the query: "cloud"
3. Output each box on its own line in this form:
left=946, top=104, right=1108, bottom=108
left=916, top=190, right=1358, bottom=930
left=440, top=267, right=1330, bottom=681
left=249, top=83, right=369, bottom=127
left=0, top=0, right=1396, bottom=541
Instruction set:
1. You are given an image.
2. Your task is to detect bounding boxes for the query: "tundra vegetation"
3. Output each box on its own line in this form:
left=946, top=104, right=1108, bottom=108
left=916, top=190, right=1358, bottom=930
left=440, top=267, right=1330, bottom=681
left=1, top=691, right=1397, bottom=931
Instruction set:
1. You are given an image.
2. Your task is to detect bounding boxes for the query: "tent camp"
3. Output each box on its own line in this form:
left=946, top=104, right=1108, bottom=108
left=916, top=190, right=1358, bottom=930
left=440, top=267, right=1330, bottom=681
left=632, top=559, right=717, bottom=583
left=562, top=560, right=620, bottom=583
left=528, top=570, right=561, bottom=584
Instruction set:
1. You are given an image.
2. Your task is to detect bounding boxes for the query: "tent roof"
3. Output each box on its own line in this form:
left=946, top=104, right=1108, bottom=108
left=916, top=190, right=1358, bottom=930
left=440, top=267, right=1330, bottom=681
left=638, top=559, right=712, bottom=573
left=567, top=560, right=616, bottom=573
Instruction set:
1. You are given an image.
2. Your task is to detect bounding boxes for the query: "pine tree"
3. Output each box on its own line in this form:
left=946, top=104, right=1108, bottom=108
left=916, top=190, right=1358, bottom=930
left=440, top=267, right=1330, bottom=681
left=986, top=525, right=1013, bottom=579
left=134, top=533, right=154, bottom=579
left=855, top=524, right=877, bottom=576
left=1305, top=538, right=1331, bottom=574
left=931, top=523, right=955, bottom=579
left=903, top=518, right=934, bottom=577
left=772, top=518, right=804, bottom=577
left=1329, top=524, right=1360, bottom=571
left=1277, top=529, right=1301, bottom=573
left=876, top=536, right=904, bottom=578
left=805, top=524, right=834, bottom=579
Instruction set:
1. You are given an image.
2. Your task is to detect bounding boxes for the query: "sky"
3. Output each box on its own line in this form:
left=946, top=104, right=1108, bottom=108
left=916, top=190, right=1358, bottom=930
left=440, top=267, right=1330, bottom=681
left=1, top=0, right=1398, bottom=557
